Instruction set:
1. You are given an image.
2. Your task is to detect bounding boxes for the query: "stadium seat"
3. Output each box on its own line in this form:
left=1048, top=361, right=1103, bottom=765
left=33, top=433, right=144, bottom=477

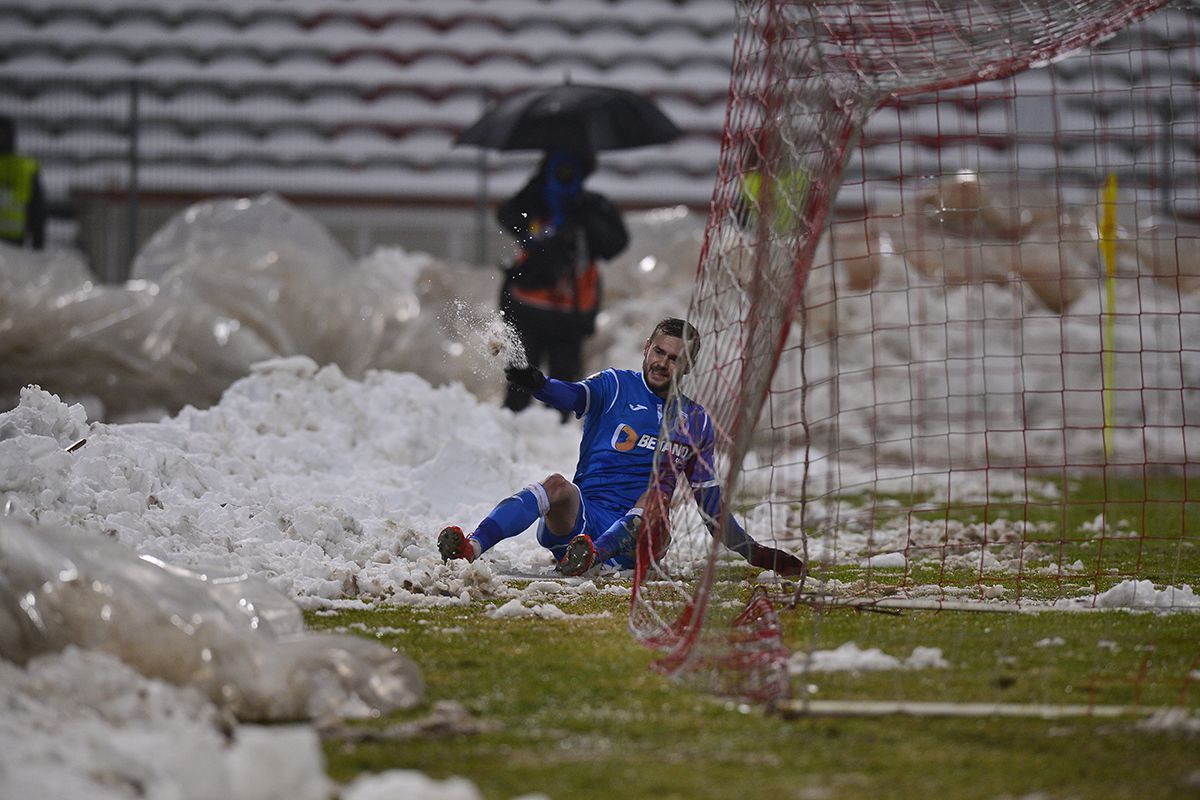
left=1, top=0, right=1195, bottom=224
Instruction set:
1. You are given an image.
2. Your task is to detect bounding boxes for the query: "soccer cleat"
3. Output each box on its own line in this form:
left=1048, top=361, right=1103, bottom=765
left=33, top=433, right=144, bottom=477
left=438, top=525, right=475, bottom=562
left=557, top=533, right=597, bottom=576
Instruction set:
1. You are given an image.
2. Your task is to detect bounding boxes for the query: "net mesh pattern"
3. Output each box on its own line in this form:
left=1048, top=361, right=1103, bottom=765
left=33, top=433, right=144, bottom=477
left=627, top=0, right=1200, bottom=706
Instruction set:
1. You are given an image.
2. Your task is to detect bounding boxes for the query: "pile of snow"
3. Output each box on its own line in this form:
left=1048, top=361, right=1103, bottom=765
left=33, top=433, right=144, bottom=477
left=1056, top=579, right=1200, bottom=610
left=0, top=363, right=583, bottom=608
left=787, top=642, right=949, bottom=674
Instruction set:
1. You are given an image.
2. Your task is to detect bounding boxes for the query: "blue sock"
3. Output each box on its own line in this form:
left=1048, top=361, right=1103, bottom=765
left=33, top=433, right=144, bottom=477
left=593, top=510, right=643, bottom=564
left=471, top=485, right=546, bottom=554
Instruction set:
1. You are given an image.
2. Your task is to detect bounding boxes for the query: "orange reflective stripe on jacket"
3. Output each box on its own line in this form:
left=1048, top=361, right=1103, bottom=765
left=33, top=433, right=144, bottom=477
left=510, top=262, right=600, bottom=314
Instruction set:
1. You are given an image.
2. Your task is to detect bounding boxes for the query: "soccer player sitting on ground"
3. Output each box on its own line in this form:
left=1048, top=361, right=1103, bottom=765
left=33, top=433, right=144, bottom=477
left=438, top=317, right=805, bottom=577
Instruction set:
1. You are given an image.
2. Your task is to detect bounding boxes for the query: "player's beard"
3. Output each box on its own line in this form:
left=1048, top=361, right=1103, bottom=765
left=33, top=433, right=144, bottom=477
left=644, top=364, right=671, bottom=394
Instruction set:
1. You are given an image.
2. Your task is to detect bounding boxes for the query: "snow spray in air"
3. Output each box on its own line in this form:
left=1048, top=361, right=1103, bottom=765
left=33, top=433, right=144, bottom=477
left=445, top=300, right=528, bottom=375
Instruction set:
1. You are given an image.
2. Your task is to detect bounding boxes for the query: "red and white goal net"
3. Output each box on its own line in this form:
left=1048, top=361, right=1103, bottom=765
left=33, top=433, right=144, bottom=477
left=631, top=0, right=1200, bottom=710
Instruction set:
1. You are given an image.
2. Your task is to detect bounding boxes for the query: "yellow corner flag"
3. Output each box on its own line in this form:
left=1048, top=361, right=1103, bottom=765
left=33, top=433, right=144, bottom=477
left=1100, top=173, right=1118, bottom=460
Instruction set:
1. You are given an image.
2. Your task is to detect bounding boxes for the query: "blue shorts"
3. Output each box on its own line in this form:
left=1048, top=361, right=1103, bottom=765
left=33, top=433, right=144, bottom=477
left=535, top=483, right=634, bottom=569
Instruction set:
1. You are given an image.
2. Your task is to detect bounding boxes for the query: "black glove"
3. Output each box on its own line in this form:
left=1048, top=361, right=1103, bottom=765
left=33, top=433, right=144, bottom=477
left=504, top=364, right=546, bottom=393
left=748, top=545, right=806, bottom=577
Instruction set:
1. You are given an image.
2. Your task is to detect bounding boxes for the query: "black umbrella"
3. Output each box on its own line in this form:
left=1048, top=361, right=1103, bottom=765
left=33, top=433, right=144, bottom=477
left=456, top=82, right=681, bottom=153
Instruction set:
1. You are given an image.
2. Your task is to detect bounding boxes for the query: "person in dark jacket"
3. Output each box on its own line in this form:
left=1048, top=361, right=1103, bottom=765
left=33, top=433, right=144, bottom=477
left=0, top=116, right=46, bottom=251
left=497, top=149, right=628, bottom=413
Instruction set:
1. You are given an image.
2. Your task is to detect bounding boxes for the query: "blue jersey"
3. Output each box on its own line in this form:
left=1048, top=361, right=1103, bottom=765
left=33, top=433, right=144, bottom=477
left=571, top=369, right=719, bottom=515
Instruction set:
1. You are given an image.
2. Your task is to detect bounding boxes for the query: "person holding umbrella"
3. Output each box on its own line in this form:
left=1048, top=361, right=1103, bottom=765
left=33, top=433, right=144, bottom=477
left=457, top=82, right=682, bottom=413
left=496, top=148, right=627, bottom=413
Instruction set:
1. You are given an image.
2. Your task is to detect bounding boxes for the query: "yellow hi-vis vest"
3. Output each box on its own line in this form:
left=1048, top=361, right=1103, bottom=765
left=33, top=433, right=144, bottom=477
left=741, top=168, right=810, bottom=233
left=0, top=154, right=39, bottom=243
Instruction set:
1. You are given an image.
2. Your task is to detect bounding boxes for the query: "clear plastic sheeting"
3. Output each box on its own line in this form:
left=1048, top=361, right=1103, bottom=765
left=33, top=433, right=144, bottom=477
left=0, top=194, right=465, bottom=419
left=0, top=245, right=252, bottom=420
left=0, top=193, right=707, bottom=421
left=0, top=517, right=425, bottom=723
left=130, top=192, right=355, bottom=283
left=130, top=193, right=383, bottom=378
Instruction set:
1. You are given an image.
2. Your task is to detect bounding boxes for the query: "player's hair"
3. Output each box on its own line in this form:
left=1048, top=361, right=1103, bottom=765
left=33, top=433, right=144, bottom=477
left=649, top=317, right=701, bottom=362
